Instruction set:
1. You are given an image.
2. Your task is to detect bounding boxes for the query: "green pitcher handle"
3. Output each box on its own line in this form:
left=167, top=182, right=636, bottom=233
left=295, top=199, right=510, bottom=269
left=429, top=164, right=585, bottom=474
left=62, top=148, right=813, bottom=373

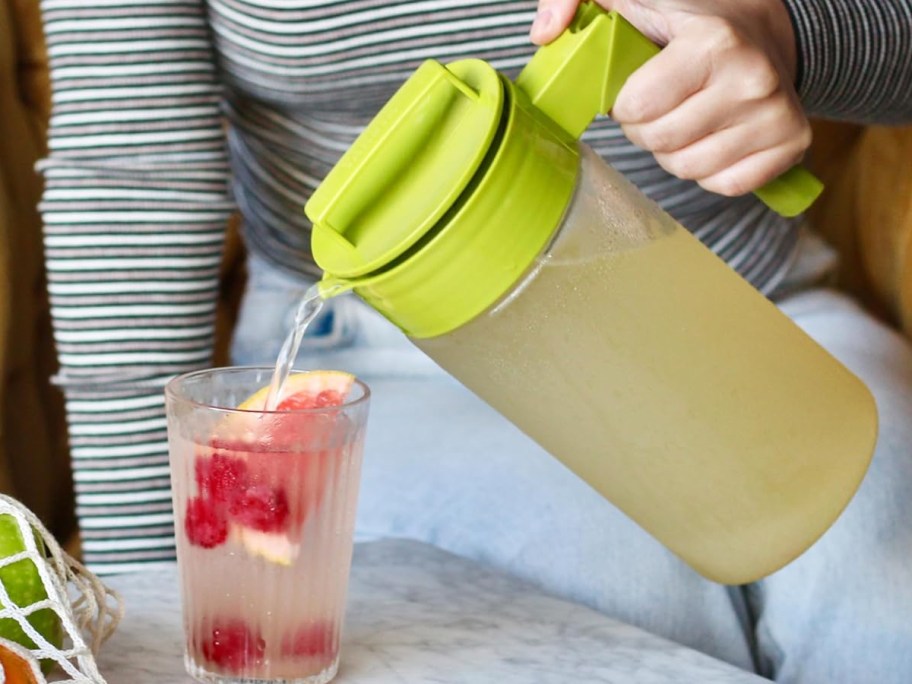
left=516, top=2, right=823, bottom=218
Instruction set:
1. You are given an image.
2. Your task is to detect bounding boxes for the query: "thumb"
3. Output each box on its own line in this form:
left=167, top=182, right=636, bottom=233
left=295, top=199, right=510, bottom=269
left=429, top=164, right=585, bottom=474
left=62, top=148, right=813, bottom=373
left=530, top=0, right=618, bottom=45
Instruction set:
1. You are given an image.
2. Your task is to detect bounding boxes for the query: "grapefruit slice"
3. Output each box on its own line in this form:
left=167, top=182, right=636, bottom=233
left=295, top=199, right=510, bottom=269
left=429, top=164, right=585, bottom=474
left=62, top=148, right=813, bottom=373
left=206, top=371, right=356, bottom=564
left=207, top=371, right=355, bottom=454
left=237, top=371, right=354, bottom=411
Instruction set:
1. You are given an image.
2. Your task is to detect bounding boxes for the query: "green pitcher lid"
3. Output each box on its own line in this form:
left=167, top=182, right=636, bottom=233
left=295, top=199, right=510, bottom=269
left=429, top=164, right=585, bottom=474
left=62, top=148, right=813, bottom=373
left=307, top=56, right=580, bottom=338
left=307, top=59, right=503, bottom=279
left=307, top=6, right=657, bottom=286
left=306, top=4, right=824, bottom=338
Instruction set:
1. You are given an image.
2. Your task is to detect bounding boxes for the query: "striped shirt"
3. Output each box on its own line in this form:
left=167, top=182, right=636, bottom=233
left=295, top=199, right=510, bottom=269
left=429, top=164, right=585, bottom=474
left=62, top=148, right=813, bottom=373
left=38, top=0, right=912, bottom=573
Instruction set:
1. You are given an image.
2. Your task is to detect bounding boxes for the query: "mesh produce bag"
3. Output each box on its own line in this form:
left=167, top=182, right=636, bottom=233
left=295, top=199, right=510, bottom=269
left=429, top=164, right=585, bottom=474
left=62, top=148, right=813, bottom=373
left=0, top=495, right=122, bottom=683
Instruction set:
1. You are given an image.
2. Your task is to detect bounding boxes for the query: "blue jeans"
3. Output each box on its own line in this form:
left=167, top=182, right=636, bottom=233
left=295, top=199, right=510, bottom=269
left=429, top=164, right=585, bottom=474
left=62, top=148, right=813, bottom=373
left=232, top=253, right=912, bottom=683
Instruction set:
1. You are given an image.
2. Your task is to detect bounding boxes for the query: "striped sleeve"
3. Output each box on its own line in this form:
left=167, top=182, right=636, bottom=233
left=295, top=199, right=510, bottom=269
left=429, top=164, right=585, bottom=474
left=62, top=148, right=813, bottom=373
left=785, top=0, right=912, bottom=123
left=38, top=0, right=235, bottom=573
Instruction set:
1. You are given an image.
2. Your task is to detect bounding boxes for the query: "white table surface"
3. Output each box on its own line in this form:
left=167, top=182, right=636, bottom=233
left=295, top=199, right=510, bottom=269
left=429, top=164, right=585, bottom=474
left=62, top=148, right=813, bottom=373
left=98, top=539, right=766, bottom=683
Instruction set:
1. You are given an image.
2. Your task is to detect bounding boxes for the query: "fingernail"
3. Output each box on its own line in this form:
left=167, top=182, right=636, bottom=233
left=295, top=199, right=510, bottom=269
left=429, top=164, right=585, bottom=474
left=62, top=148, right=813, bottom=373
left=530, top=8, right=553, bottom=41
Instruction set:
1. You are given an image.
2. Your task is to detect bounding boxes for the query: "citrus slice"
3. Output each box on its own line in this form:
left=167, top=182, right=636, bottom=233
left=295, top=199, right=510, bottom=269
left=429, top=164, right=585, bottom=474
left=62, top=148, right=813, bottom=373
left=205, top=371, right=356, bottom=564
left=208, top=371, right=355, bottom=453
left=238, top=371, right=355, bottom=411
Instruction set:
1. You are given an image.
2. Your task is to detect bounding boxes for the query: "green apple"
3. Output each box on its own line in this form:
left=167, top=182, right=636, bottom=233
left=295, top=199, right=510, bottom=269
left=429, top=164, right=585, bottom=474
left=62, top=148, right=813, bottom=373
left=0, top=514, right=63, bottom=673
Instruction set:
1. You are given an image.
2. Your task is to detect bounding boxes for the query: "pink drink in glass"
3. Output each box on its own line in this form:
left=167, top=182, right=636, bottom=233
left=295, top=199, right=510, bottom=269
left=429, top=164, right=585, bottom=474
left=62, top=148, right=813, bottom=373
left=166, top=367, right=370, bottom=684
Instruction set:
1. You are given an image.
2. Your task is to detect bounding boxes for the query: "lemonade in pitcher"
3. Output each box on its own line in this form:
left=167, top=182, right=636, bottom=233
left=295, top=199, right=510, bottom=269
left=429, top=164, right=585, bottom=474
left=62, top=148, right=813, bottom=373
left=415, top=147, right=875, bottom=582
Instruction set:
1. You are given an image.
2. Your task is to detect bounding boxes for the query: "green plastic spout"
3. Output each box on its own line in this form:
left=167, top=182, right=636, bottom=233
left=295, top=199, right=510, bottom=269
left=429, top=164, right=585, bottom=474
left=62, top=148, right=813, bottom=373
left=515, top=2, right=823, bottom=218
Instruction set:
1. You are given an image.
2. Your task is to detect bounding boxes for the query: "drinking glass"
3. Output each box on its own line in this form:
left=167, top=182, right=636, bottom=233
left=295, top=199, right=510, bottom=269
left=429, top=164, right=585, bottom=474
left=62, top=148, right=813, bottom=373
left=165, top=367, right=370, bottom=684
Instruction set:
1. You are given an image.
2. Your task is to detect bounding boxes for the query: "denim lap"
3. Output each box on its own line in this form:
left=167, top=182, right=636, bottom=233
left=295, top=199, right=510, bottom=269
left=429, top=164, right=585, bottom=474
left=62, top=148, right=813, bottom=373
left=232, top=256, right=912, bottom=683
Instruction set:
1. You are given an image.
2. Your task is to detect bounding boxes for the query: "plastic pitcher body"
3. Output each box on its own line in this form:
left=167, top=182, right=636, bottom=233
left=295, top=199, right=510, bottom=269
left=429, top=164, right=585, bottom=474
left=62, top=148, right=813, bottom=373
left=305, top=5, right=876, bottom=584
left=415, top=145, right=876, bottom=584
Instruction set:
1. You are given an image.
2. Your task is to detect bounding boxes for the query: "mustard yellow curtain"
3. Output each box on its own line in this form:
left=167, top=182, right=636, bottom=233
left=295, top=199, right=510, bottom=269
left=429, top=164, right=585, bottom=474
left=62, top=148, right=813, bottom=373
left=808, top=120, right=912, bottom=336
left=0, top=0, right=75, bottom=542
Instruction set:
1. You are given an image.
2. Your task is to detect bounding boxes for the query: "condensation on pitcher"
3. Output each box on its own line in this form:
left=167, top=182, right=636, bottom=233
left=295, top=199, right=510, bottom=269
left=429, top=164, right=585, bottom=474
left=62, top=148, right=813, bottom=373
left=263, top=280, right=353, bottom=411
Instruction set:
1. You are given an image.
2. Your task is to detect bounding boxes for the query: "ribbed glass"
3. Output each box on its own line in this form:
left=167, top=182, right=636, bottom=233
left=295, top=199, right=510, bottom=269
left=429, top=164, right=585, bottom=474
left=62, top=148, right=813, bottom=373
left=165, top=367, right=370, bottom=684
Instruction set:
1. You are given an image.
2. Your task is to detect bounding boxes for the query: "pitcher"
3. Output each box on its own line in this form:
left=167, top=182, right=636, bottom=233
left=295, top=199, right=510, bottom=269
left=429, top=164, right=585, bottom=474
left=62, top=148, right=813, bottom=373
left=304, top=3, right=876, bottom=584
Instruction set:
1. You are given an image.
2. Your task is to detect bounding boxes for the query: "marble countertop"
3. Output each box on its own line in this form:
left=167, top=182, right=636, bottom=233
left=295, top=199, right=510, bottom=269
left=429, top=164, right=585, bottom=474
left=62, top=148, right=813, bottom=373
left=99, top=539, right=766, bottom=683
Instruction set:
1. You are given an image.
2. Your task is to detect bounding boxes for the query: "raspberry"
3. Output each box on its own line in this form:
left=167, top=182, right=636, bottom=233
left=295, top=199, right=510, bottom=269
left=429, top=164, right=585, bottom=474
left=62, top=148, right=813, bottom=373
left=195, top=453, right=248, bottom=504
left=184, top=497, right=228, bottom=548
left=280, top=621, right=337, bottom=660
left=229, top=485, right=289, bottom=532
left=200, top=620, right=265, bottom=673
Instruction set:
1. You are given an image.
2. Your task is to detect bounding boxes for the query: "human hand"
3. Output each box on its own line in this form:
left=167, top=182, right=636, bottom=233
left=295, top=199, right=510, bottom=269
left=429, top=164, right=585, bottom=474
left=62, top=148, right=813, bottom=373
left=530, top=0, right=811, bottom=198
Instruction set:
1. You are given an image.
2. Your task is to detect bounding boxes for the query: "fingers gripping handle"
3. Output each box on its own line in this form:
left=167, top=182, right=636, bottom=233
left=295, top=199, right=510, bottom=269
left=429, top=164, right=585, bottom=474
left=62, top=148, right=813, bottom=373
left=516, top=2, right=822, bottom=217
left=517, top=2, right=659, bottom=139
